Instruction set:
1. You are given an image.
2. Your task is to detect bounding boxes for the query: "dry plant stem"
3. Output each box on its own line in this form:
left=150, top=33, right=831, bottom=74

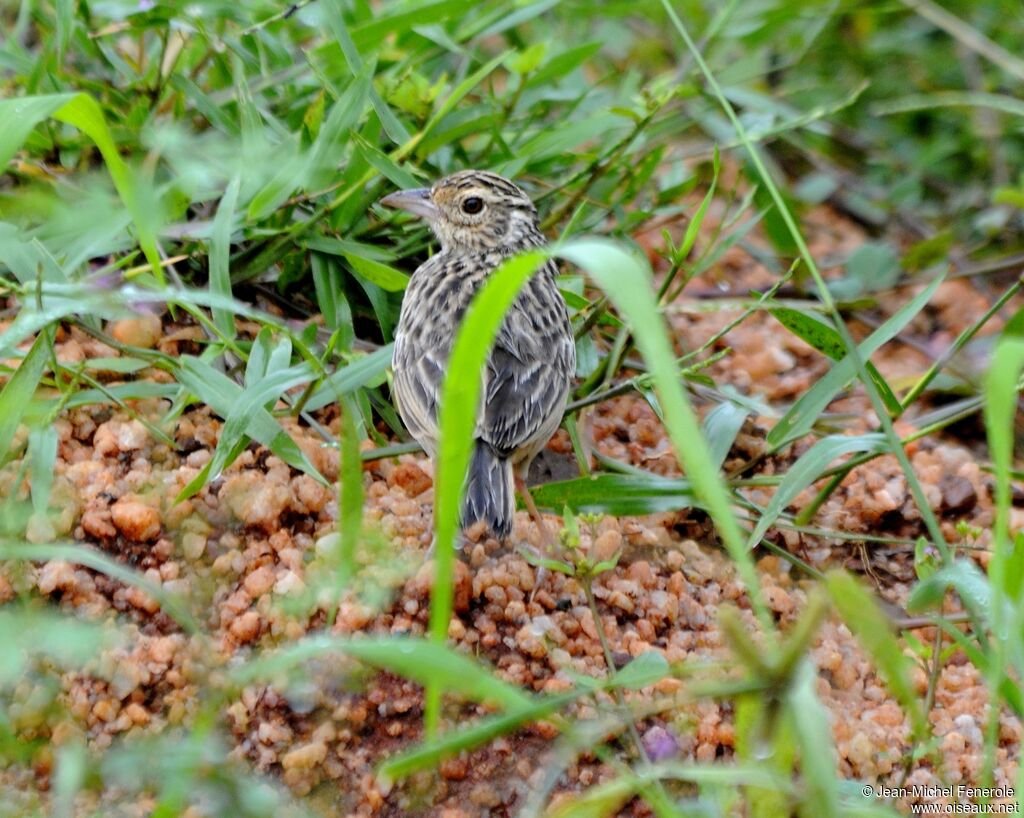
left=899, top=0, right=1024, bottom=81
left=582, top=580, right=674, bottom=811
left=896, top=621, right=947, bottom=790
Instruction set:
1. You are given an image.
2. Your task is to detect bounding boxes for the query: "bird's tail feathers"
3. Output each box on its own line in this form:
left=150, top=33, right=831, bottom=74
left=462, top=442, right=514, bottom=540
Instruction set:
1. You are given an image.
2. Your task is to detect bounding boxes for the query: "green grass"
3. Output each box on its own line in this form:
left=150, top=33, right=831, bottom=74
left=2, top=0, right=1024, bottom=815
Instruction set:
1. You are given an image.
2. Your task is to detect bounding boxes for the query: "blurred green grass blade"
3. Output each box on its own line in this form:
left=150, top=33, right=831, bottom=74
left=984, top=307, right=1024, bottom=600
left=428, top=249, right=548, bottom=733
left=232, top=634, right=531, bottom=711
left=0, top=333, right=49, bottom=461
left=0, top=542, right=197, bottom=632
left=747, top=434, right=884, bottom=548
left=787, top=661, right=840, bottom=818
left=311, top=254, right=354, bottom=347
left=416, top=50, right=511, bottom=150
left=55, top=0, right=73, bottom=60
left=301, top=344, right=393, bottom=412
left=652, top=760, right=794, bottom=790
left=343, top=252, right=409, bottom=292
left=609, top=651, right=669, bottom=690
left=0, top=290, right=113, bottom=361
left=0, top=225, right=69, bottom=284
left=0, top=94, right=75, bottom=168
left=344, top=637, right=534, bottom=710
left=336, top=394, right=362, bottom=586
left=266, top=335, right=292, bottom=375
left=907, top=559, right=992, bottom=627
left=246, top=328, right=273, bottom=383
left=352, top=135, right=421, bottom=188
left=0, top=606, right=118, bottom=687
left=54, top=382, right=179, bottom=411
left=168, top=74, right=239, bottom=136
left=560, top=238, right=770, bottom=628
left=769, top=307, right=901, bottom=416
left=531, top=473, right=694, bottom=516
left=767, top=277, right=942, bottom=450
left=677, top=146, right=719, bottom=261
left=245, top=141, right=307, bottom=221
left=348, top=0, right=468, bottom=48
left=304, top=63, right=373, bottom=189
left=304, top=234, right=397, bottom=262
left=322, top=0, right=409, bottom=144
left=524, top=41, right=602, bottom=89
left=702, top=400, right=749, bottom=471
left=873, top=90, right=1024, bottom=119
left=825, top=571, right=927, bottom=738
left=27, top=425, right=58, bottom=517
left=53, top=742, right=87, bottom=818
left=543, top=776, right=634, bottom=818
left=470, top=0, right=561, bottom=38
left=378, top=692, right=575, bottom=784
left=211, top=175, right=241, bottom=340
left=52, top=94, right=163, bottom=284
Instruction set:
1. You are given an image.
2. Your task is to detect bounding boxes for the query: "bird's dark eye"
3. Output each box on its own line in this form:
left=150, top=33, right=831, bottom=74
left=461, top=196, right=484, bottom=215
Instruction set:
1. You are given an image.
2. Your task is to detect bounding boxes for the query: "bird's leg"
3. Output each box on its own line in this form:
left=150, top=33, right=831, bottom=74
left=514, top=473, right=559, bottom=557
left=514, top=471, right=561, bottom=598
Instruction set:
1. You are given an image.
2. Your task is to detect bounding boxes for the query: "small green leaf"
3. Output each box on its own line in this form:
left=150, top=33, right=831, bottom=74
left=210, top=175, right=241, bottom=340
left=0, top=333, right=50, bottom=461
left=531, top=473, right=694, bottom=516
left=507, top=42, right=547, bottom=75
left=787, top=662, right=840, bottom=818
left=907, top=559, right=992, bottom=626
left=609, top=651, right=669, bottom=690
left=702, top=401, right=749, bottom=471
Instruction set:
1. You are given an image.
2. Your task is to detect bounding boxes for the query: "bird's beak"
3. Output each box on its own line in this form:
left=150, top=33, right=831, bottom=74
left=378, top=187, right=438, bottom=220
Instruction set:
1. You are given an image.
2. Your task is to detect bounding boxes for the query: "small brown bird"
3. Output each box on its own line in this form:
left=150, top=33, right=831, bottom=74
left=381, top=170, right=575, bottom=542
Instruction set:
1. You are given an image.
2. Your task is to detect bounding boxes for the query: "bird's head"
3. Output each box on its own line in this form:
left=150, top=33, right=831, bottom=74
left=379, top=170, right=541, bottom=254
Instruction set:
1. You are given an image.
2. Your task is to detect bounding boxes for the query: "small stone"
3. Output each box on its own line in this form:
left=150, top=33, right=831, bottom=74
left=230, top=610, right=261, bottom=643
left=110, top=498, right=161, bottom=542
left=642, top=725, right=680, bottom=762
left=940, top=477, right=977, bottom=514
left=389, top=462, right=433, bottom=497
left=440, top=755, right=469, bottom=781
left=281, top=740, right=327, bottom=771
left=92, top=699, right=118, bottom=723
left=124, top=703, right=151, bottom=726
left=452, top=561, right=471, bottom=614
left=108, top=313, right=162, bottom=349
left=764, top=586, right=794, bottom=615
left=181, top=533, right=206, bottom=561
left=274, top=570, right=305, bottom=596
left=592, top=530, right=622, bottom=563
left=38, top=561, right=76, bottom=595
left=243, top=565, right=275, bottom=598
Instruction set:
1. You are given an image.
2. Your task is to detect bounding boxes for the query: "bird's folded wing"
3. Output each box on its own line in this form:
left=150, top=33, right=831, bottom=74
left=481, top=265, right=575, bottom=456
